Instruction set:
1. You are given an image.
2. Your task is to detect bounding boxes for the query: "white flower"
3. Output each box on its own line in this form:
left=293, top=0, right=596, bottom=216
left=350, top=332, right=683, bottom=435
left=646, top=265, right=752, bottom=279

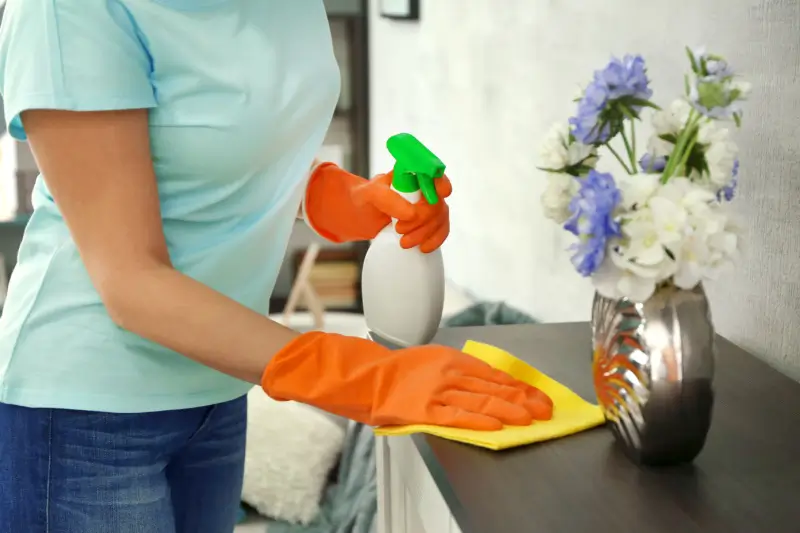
left=590, top=177, right=741, bottom=302
left=671, top=218, right=739, bottom=289
left=541, top=173, right=577, bottom=223
left=648, top=196, right=688, bottom=245
left=617, top=194, right=685, bottom=277
left=592, top=244, right=665, bottom=303
left=654, top=177, right=716, bottom=214
left=672, top=230, right=710, bottom=289
left=593, top=199, right=685, bottom=302
left=617, top=173, right=660, bottom=210
left=646, top=99, right=694, bottom=160
left=539, top=122, right=597, bottom=171
left=663, top=183, right=738, bottom=289
left=652, top=99, right=692, bottom=136
left=698, top=125, right=738, bottom=187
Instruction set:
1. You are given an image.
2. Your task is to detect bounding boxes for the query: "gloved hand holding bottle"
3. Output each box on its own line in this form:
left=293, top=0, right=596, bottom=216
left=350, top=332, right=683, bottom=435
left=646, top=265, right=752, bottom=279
left=302, top=161, right=452, bottom=253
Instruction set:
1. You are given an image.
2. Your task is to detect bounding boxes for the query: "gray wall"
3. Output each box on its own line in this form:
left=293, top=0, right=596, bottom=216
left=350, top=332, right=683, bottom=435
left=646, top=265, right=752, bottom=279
left=368, top=0, right=800, bottom=378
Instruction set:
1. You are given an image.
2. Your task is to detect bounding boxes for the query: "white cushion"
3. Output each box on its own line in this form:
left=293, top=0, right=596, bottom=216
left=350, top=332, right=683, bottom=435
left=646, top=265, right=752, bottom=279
left=242, top=388, right=347, bottom=525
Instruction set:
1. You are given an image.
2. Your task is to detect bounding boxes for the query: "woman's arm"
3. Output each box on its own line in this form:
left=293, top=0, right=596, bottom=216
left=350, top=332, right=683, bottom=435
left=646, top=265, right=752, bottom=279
left=24, top=109, right=299, bottom=384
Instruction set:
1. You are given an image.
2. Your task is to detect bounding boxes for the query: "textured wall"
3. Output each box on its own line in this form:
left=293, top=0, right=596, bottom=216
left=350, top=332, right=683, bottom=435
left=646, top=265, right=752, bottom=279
left=368, top=0, right=800, bottom=378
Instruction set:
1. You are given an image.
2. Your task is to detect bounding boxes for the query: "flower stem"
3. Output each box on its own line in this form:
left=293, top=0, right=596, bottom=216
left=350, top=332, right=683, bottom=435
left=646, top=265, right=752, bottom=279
left=620, top=126, right=637, bottom=172
left=607, top=143, right=634, bottom=175
left=661, top=111, right=701, bottom=183
left=618, top=106, right=639, bottom=173
left=676, top=132, right=699, bottom=176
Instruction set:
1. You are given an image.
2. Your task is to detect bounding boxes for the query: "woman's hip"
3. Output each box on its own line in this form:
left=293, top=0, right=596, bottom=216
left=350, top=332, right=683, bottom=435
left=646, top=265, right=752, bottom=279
left=0, top=396, right=247, bottom=533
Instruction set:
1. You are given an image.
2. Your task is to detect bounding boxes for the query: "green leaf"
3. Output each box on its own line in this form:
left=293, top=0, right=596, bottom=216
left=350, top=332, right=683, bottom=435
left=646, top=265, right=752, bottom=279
left=573, top=162, right=598, bottom=174
left=568, top=165, right=591, bottom=177
left=685, top=46, right=699, bottom=73
left=684, top=140, right=708, bottom=177
left=619, top=104, right=637, bottom=121
left=535, top=166, right=567, bottom=173
left=696, top=81, right=728, bottom=109
left=627, top=98, right=661, bottom=110
left=659, top=133, right=679, bottom=144
left=734, top=113, right=742, bottom=128
left=684, top=74, right=691, bottom=96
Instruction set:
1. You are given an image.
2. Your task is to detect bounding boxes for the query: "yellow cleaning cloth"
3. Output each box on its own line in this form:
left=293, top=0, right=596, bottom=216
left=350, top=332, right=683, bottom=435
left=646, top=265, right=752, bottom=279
left=374, top=340, right=606, bottom=450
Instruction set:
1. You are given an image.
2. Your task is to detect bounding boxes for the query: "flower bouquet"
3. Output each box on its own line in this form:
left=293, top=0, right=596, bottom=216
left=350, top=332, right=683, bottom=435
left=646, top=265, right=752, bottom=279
left=539, top=48, right=750, bottom=466
left=539, top=49, right=749, bottom=303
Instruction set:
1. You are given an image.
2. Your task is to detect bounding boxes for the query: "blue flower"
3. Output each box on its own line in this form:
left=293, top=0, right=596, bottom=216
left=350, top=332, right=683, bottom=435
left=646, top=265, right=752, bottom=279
left=686, top=47, right=748, bottom=121
left=596, top=55, right=653, bottom=103
left=717, top=159, right=739, bottom=202
left=690, top=79, right=744, bottom=120
left=639, top=153, right=667, bottom=173
left=563, top=170, right=622, bottom=276
left=689, top=48, right=735, bottom=81
left=569, top=237, right=609, bottom=277
left=570, top=55, right=653, bottom=145
left=569, top=81, right=612, bottom=144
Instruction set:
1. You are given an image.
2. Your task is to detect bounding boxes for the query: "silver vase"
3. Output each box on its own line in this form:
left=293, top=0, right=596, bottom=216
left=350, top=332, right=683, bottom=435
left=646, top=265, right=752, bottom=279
left=590, top=284, right=716, bottom=466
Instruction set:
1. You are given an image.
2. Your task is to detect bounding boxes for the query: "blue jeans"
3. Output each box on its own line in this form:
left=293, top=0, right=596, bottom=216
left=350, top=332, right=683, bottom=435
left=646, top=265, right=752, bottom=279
left=0, top=396, right=247, bottom=533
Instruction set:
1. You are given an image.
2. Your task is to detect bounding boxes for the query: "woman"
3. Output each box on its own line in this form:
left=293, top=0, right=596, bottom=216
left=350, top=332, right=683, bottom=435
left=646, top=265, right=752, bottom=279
left=0, top=1, right=552, bottom=532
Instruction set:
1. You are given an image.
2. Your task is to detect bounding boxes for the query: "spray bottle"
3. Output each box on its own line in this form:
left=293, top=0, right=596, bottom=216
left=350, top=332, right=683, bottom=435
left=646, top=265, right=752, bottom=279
left=362, top=133, right=447, bottom=347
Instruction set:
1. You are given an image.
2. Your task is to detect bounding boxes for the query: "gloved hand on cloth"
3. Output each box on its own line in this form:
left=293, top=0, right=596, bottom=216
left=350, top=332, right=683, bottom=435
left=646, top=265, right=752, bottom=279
left=262, top=332, right=553, bottom=430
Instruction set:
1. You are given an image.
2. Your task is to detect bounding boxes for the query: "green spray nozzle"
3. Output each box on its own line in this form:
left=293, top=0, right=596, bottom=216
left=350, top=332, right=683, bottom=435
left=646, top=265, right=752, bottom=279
left=386, top=133, right=446, bottom=205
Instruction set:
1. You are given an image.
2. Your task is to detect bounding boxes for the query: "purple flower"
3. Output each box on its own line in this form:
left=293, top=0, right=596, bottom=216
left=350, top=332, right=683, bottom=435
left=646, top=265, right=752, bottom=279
left=570, top=55, right=653, bottom=145
left=639, top=153, right=667, bottom=173
left=569, top=237, right=609, bottom=277
left=717, top=159, right=739, bottom=202
left=564, top=170, right=622, bottom=276
left=596, top=55, right=653, bottom=103
left=686, top=47, right=748, bottom=121
left=690, top=79, right=743, bottom=120
left=569, top=81, right=612, bottom=144
left=689, top=47, right=735, bottom=81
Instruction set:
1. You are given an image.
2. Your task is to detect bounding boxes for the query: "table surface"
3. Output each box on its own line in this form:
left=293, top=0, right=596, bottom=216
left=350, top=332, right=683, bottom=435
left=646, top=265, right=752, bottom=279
left=412, top=323, right=800, bottom=533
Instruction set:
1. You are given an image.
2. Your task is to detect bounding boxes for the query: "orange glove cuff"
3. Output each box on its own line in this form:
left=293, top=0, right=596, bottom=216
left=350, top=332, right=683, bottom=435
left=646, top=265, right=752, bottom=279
left=303, top=163, right=389, bottom=243
left=261, top=331, right=388, bottom=425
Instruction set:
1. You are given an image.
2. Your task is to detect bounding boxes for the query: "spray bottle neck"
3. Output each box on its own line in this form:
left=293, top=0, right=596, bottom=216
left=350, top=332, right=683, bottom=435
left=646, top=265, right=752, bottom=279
left=391, top=167, right=439, bottom=205
left=391, top=166, right=421, bottom=195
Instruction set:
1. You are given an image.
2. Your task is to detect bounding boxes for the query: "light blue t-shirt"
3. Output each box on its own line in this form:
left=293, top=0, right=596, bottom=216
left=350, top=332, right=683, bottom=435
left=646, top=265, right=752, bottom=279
left=0, top=0, right=341, bottom=412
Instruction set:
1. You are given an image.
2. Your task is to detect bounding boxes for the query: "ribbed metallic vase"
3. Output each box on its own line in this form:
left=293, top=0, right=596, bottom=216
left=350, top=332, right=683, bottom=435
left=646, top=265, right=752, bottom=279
left=591, top=285, right=716, bottom=466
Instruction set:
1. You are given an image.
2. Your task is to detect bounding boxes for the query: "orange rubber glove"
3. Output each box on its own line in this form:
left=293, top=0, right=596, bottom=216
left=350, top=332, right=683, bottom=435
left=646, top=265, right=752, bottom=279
left=261, top=332, right=553, bottom=430
left=303, top=162, right=452, bottom=253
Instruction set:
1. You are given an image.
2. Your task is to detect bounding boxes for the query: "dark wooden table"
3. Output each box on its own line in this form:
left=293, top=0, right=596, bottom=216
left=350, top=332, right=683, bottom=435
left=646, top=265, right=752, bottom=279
left=413, top=323, right=800, bottom=533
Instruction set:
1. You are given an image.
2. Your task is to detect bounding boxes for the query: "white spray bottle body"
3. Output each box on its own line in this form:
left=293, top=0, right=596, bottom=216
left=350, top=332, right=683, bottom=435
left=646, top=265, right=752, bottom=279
left=361, top=187, right=445, bottom=347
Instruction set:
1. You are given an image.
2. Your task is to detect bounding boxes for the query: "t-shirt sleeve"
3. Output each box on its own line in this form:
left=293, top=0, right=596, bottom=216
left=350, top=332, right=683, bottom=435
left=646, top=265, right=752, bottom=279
left=0, top=0, right=157, bottom=140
